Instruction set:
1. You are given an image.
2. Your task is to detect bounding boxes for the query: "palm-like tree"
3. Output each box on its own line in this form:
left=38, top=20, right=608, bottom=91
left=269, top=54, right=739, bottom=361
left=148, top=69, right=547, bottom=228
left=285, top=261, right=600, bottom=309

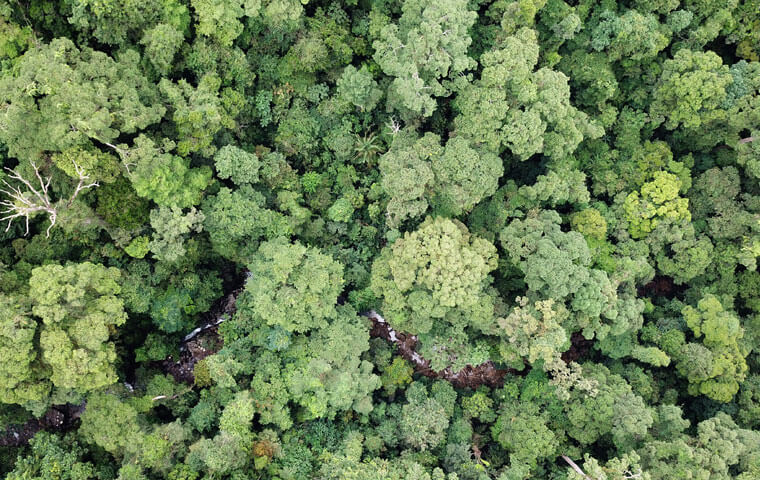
left=353, top=132, right=384, bottom=165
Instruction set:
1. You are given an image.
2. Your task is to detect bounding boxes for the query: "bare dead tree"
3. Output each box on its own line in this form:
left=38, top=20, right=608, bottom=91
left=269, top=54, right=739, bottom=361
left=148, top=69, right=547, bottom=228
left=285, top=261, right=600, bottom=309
left=0, top=160, right=98, bottom=237
left=386, top=116, right=402, bottom=135
left=561, top=455, right=642, bottom=480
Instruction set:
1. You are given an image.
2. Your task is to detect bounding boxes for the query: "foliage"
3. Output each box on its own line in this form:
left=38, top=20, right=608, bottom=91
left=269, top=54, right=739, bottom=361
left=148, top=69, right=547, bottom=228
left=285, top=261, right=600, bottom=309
left=373, top=0, right=477, bottom=117
left=123, top=135, right=212, bottom=208
left=2, top=1, right=760, bottom=478
left=371, top=217, right=498, bottom=369
left=148, top=206, right=205, bottom=263
left=0, top=38, right=164, bottom=162
left=0, top=263, right=126, bottom=411
left=239, top=238, right=344, bottom=333
left=213, top=145, right=259, bottom=185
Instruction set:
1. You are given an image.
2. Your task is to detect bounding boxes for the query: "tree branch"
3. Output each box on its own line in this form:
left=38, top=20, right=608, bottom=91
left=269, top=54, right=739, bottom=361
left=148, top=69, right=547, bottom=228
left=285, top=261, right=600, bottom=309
left=562, top=455, right=590, bottom=480
left=0, top=160, right=98, bottom=237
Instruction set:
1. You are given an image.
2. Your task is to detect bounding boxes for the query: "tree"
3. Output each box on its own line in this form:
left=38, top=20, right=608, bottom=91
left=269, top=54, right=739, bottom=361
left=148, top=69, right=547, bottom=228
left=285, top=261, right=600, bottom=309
left=636, top=413, right=760, bottom=480
left=491, top=399, right=557, bottom=469
left=649, top=49, right=732, bottom=130
left=378, top=132, right=438, bottom=228
left=590, top=9, right=670, bottom=65
left=280, top=305, right=380, bottom=420
left=565, top=453, right=648, bottom=480
left=79, top=392, right=143, bottom=456
left=500, top=210, right=624, bottom=339
left=238, top=238, right=344, bottom=333
left=560, top=363, right=653, bottom=449
left=29, top=262, right=126, bottom=395
left=371, top=217, right=498, bottom=370
left=6, top=432, right=95, bottom=480
left=623, top=171, right=691, bottom=239
left=159, top=73, right=242, bottom=157
left=497, top=296, right=570, bottom=371
left=214, top=145, right=260, bottom=185
left=453, top=27, right=602, bottom=161
left=400, top=382, right=454, bottom=451
left=67, top=0, right=190, bottom=46
left=0, top=294, right=48, bottom=406
left=148, top=206, right=205, bottom=263
left=191, top=0, right=261, bottom=46
left=337, top=65, right=382, bottom=113
left=1, top=160, right=99, bottom=237
left=0, top=38, right=164, bottom=162
left=429, top=137, right=503, bottom=217
left=248, top=351, right=293, bottom=430
left=121, top=135, right=212, bottom=208
left=379, top=132, right=503, bottom=226
left=140, top=23, right=185, bottom=76
left=202, top=184, right=292, bottom=261
left=373, top=0, right=477, bottom=117
left=680, top=295, right=748, bottom=402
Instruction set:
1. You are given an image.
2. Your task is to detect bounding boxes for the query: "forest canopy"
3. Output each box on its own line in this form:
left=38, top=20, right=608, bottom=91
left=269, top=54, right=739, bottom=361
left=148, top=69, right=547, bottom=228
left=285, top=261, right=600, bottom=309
left=1, top=0, right=760, bottom=479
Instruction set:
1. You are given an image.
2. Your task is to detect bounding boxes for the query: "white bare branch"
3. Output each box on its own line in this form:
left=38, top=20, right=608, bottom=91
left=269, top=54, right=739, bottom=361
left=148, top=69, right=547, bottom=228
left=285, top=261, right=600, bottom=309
left=562, top=455, right=590, bottom=480
left=68, top=160, right=99, bottom=207
left=0, top=159, right=98, bottom=237
left=386, top=117, right=402, bottom=135
left=623, top=469, right=643, bottom=479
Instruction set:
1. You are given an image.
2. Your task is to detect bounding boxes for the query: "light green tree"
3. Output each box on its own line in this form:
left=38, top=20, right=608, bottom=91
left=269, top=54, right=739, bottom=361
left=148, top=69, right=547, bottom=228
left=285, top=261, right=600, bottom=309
left=67, top=0, right=190, bottom=46
left=497, top=296, right=570, bottom=371
left=79, top=392, right=143, bottom=456
left=214, top=145, right=260, bottom=185
left=624, top=171, right=691, bottom=239
left=239, top=238, right=344, bottom=333
left=373, top=0, right=477, bottom=117
left=281, top=305, right=380, bottom=420
left=191, top=0, right=260, bottom=46
left=492, top=399, right=557, bottom=469
left=371, top=217, right=498, bottom=370
left=140, top=23, right=185, bottom=76
left=0, top=294, right=49, bottom=406
left=454, top=28, right=602, bottom=161
left=148, top=206, right=205, bottom=263
left=430, top=137, right=503, bottom=217
left=0, top=38, right=164, bottom=162
left=122, top=135, right=212, bottom=208
left=379, top=132, right=503, bottom=225
left=337, top=65, right=383, bottom=112
left=378, top=132, right=439, bottom=227
left=680, top=295, right=748, bottom=402
left=202, top=185, right=292, bottom=261
left=650, top=49, right=732, bottom=130
left=29, top=263, right=127, bottom=395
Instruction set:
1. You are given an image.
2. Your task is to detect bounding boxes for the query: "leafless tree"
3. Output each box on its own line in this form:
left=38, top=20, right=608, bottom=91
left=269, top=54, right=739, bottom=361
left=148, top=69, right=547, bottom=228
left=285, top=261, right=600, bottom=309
left=561, top=455, right=643, bottom=480
left=386, top=116, right=402, bottom=135
left=0, top=160, right=98, bottom=237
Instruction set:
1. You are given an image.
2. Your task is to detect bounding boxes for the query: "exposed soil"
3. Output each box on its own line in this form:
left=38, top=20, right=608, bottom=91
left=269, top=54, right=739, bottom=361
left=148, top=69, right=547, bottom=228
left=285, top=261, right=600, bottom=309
left=0, top=403, right=85, bottom=447
left=364, top=310, right=516, bottom=389
left=637, top=275, right=684, bottom=299
left=161, top=287, right=241, bottom=384
left=0, top=287, right=242, bottom=447
left=561, top=332, right=595, bottom=364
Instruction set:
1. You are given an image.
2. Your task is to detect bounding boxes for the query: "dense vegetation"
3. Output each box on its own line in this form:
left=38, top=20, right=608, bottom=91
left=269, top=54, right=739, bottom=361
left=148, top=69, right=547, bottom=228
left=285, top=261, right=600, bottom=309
left=0, top=0, right=760, bottom=478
